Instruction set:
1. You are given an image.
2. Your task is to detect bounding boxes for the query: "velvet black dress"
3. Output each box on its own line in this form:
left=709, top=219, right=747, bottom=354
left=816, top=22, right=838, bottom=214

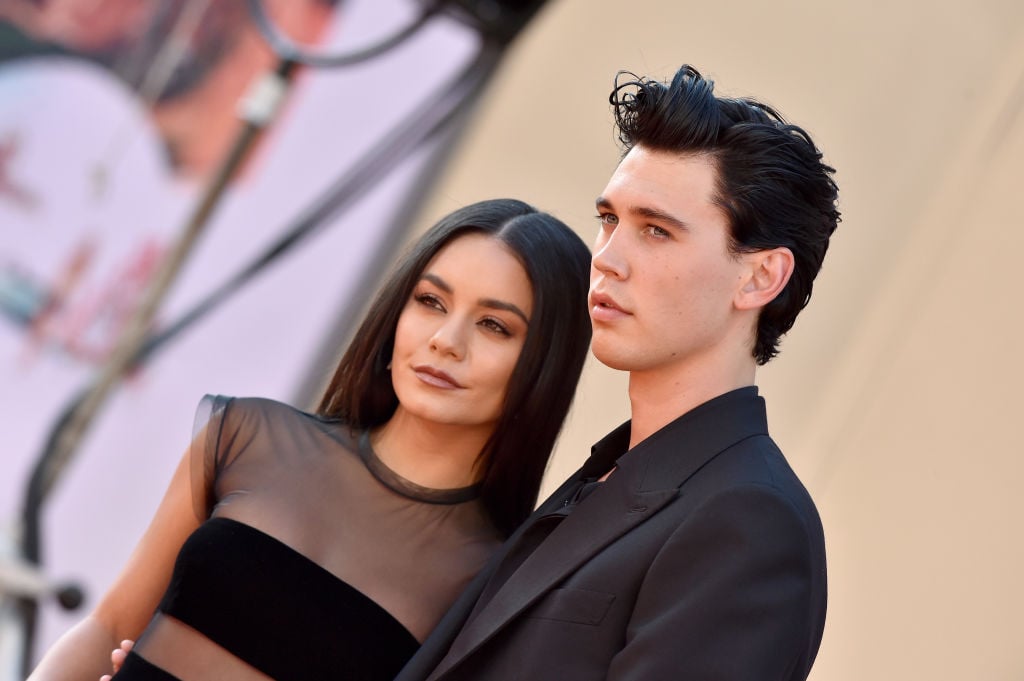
left=113, top=396, right=503, bottom=681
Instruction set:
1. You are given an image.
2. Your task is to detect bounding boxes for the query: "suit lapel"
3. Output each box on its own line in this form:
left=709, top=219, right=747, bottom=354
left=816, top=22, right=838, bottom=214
left=427, top=388, right=769, bottom=680
left=430, top=470, right=676, bottom=679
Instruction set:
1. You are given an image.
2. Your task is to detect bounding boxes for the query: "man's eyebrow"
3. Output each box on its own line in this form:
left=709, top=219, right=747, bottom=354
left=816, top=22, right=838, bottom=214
left=421, top=273, right=529, bottom=324
left=595, top=196, right=689, bottom=232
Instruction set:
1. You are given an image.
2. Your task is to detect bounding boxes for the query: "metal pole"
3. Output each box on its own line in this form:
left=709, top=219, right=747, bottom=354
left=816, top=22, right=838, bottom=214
left=15, top=57, right=298, bottom=678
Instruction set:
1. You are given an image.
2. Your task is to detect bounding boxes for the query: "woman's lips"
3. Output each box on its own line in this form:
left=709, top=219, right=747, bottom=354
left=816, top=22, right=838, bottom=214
left=413, top=365, right=464, bottom=389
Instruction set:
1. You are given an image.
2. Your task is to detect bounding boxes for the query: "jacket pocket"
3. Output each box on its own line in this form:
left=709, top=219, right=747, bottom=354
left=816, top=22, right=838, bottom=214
left=526, top=587, right=615, bottom=626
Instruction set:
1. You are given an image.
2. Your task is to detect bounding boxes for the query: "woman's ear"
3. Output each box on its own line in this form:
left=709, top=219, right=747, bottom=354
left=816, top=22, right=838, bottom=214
left=735, top=247, right=794, bottom=310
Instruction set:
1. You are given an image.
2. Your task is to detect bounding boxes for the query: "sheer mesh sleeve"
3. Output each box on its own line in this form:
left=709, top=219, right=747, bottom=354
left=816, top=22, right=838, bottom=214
left=187, top=394, right=232, bottom=522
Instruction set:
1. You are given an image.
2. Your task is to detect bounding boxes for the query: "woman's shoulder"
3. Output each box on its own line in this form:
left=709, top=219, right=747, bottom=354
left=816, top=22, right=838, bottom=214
left=198, top=394, right=329, bottom=439
left=197, top=395, right=354, bottom=472
left=207, top=394, right=307, bottom=419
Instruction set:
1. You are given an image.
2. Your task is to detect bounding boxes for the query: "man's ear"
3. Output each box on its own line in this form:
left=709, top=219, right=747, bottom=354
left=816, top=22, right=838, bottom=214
left=735, top=247, right=794, bottom=310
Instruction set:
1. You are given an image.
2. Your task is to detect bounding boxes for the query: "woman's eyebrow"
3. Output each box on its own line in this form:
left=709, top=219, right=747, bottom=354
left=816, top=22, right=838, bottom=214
left=421, top=273, right=529, bottom=324
left=421, top=273, right=451, bottom=292
left=479, top=298, right=529, bottom=324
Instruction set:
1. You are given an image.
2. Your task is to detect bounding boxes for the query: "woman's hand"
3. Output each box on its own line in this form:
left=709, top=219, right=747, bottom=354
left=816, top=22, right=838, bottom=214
left=28, top=442, right=200, bottom=681
left=99, top=640, right=134, bottom=681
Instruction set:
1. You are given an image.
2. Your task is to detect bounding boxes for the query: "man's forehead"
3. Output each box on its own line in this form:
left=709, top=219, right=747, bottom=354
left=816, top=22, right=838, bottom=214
left=599, top=148, right=719, bottom=207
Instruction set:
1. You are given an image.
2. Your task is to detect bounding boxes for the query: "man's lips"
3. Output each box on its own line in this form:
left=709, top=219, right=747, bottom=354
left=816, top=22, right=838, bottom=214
left=589, top=290, right=630, bottom=321
left=413, top=365, right=464, bottom=389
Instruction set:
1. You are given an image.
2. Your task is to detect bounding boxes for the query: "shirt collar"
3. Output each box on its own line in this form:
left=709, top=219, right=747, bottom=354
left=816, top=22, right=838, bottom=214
left=581, top=386, right=764, bottom=481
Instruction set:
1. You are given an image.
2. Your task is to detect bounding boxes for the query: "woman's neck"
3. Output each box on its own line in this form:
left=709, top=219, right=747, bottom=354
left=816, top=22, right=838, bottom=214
left=370, top=408, right=492, bottom=489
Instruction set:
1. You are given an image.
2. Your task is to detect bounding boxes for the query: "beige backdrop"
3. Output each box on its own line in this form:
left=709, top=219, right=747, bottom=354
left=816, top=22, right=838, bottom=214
left=412, top=0, right=1024, bottom=678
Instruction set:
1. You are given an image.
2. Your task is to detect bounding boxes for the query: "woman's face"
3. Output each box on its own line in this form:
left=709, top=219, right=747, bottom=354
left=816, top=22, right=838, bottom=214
left=390, top=233, right=533, bottom=431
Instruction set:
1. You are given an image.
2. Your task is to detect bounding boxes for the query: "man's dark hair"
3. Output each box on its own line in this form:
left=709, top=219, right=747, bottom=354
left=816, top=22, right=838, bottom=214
left=611, top=65, right=841, bottom=364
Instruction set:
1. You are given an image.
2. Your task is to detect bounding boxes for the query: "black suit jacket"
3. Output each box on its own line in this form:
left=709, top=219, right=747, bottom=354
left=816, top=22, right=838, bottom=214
left=395, top=387, right=827, bottom=680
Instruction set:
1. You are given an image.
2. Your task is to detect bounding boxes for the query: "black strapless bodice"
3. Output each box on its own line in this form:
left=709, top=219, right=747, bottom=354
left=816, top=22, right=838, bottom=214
left=150, top=517, right=419, bottom=681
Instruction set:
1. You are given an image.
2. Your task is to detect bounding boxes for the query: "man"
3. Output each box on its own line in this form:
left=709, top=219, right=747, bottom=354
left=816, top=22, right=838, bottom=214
left=396, top=64, right=839, bottom=680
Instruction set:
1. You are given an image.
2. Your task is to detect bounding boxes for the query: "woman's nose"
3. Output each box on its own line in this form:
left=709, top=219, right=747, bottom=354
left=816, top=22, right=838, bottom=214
left=429, top=319, right=466, bottom=359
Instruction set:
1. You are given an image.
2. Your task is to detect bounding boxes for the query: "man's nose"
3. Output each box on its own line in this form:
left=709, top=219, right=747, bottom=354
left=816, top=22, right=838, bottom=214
left=592, top=228, right=629, bottom=280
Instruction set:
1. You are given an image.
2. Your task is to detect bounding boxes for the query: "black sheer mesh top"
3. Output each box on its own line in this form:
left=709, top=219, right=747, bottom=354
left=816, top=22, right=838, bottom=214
left=120, top=395, right=503, bottom=681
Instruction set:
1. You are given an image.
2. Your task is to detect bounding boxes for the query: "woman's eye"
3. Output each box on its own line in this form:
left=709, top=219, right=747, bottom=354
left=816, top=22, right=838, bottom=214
left=480, top=318, right=511, bottom=336
left=415, top=293, right=444, bottom=311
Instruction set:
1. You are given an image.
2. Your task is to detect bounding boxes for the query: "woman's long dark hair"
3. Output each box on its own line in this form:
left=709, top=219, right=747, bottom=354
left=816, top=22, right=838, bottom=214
left=318, top=199, right=592, bottom=536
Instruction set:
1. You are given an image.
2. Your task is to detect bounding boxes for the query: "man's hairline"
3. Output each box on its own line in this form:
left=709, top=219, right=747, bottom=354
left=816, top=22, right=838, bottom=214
left=615, top=143, right=745, bottom=255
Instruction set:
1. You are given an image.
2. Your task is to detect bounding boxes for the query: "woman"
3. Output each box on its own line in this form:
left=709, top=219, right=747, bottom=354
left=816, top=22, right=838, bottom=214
left=28, top=199, right=593, bottom=681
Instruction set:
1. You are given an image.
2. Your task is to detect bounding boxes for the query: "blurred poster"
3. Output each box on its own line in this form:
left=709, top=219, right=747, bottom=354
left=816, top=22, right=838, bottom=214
left=0, top=0, right=482, bottom=662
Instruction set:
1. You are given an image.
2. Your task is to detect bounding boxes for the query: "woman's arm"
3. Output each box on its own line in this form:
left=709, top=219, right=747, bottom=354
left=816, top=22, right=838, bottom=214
left=27, top=447, right=202, bottom=681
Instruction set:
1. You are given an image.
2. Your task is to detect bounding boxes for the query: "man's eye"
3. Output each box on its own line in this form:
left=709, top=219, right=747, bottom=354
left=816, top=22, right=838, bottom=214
left=642, top=225, right=670, bottom=238
left=596, top=213, right=618, bottom=227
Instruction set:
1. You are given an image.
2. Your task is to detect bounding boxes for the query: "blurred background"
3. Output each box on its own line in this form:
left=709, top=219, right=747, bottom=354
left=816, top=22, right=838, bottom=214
left=2, top=0, right=1022, bottom=679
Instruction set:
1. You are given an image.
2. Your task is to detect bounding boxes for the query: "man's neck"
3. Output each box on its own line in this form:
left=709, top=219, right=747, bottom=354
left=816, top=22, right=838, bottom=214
left=626, top=357, right=756, bottom=449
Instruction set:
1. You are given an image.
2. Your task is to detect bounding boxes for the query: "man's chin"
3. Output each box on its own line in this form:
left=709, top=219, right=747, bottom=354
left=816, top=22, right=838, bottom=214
left=590, top=342, right=636, bottom=372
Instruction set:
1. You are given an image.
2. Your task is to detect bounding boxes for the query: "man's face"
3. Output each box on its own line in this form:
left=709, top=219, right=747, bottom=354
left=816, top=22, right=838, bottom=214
left=589, top=146, right=751, bottom=377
